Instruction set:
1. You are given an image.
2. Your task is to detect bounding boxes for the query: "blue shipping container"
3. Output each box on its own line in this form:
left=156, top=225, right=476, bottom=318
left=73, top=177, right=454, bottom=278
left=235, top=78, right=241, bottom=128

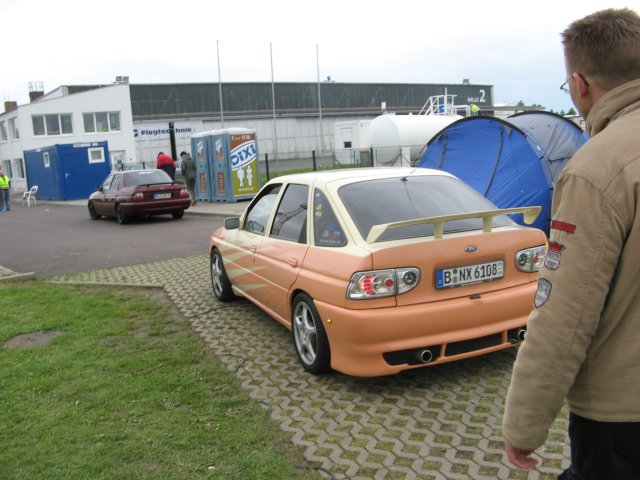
left=24, top=142, right=111, bottom=201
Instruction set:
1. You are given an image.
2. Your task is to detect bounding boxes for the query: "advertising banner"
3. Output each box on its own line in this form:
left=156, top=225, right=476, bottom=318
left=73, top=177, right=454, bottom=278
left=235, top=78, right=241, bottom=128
left=230, top=133, right=259, bottom=196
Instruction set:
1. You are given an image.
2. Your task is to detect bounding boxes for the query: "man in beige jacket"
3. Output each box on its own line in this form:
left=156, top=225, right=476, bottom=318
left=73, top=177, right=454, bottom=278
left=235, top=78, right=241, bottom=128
left=503, top=8, right=640, bottom=479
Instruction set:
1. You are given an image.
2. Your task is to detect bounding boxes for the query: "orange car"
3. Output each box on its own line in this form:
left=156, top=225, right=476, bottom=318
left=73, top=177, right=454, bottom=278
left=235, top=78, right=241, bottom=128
left=209, top=168, right=546, bottom=377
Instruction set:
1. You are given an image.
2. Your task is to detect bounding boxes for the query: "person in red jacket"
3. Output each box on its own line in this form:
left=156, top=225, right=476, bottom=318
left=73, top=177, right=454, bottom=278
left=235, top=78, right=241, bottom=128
left=156, top=152, right=176, bottom=180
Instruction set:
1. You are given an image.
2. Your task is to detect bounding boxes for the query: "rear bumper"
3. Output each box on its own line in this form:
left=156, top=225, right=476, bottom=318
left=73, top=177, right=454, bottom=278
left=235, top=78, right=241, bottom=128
left=121, top=199, right=190, bottom=215
left=314, top=282, right=535, bottom=377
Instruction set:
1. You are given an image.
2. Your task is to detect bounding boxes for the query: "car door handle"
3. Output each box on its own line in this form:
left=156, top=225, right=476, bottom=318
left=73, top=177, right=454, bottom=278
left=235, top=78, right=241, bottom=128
left=288, top=257, right=298, bottom=268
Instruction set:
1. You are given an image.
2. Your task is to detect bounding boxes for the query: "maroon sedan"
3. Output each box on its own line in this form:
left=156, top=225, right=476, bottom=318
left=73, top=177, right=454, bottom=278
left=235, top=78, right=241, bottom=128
left=88, top=169, right=191, bottom=224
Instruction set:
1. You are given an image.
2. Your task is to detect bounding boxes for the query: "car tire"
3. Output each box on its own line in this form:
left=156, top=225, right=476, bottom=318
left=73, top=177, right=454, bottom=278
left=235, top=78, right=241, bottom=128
left=116, top=205, right=128, bottom=225
left=210, top=248, right=235, bottom=302
left=171, top=210, right=184, bottom=219
left=292, top=293, right=331, bottom=374
left=88, top=201, right=101, bottom=220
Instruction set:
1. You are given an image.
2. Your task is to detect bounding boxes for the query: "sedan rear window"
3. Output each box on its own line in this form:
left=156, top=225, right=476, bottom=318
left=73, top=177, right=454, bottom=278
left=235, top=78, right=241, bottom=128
left=339, top=175, right=513, bottom=242
left=124, top=170, right=173, bottom=187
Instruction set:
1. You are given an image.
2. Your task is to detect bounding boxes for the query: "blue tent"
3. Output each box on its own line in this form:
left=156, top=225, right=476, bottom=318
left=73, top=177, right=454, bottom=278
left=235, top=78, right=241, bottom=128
left=418, top=111, right=587, bottom=232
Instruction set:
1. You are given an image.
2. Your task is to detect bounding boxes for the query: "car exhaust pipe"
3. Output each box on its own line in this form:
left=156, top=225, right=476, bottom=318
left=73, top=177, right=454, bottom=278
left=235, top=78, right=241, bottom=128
left=508, top=328, right=528, bottom=343
left=516, top=328, right=527, bottom=341
left=416, top=348, right=433, bottom=363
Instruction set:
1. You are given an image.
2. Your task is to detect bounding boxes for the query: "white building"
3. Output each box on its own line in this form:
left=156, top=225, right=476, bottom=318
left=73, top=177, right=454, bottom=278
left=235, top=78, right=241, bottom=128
left=0, top=83, right=135, bottom=192
left=1, top=80, right=497, bottom=194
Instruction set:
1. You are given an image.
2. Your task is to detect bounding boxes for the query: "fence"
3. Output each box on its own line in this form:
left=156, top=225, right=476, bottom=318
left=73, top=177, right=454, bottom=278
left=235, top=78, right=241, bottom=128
left=260, top=144, right=429, bottom=180
left=115, top=145, right=429, bottom=184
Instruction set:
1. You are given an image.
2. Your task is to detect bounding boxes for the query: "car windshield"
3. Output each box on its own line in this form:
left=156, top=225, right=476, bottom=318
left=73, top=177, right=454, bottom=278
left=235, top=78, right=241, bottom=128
left=339, top=175, right=513, bottom=242
left=124, top=170, right=173, bottom=187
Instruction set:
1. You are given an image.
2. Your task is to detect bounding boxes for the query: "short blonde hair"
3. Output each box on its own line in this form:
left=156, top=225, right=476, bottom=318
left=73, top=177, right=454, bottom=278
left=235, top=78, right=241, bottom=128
left=562, top=8, right=640, bottom=90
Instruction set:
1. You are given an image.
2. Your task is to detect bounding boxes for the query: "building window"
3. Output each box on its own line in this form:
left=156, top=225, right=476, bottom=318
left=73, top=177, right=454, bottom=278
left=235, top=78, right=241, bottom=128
left=9, top=118, right=19, bottom=139
left=33, top=116, right=45, bottom=136
left=60, top=115, right=73, bottom=134
left=83, top=112, right=121, bottom=133
left=45, top=115, right=60, bottom=135
left=13, top=158, right=25, bottom=179
left=88, top=147, right=106, bottom=164
left=32, top=114, right=72, bottom=136
left=110, top=150, right=126, bottom=170
left=2, top=160, right=12, bottom=177
left=0, top=121, right=7, bottom=141
left=109, top=113, right=120, bottom=131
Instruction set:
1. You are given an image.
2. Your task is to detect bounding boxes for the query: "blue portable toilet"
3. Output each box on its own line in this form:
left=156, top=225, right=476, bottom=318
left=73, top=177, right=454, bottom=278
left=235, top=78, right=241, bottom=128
left=24, top=142, right=111, bottom=201
left=418, top=112, right=586, bottom=233
left=191, top=128, right=260, bottom=202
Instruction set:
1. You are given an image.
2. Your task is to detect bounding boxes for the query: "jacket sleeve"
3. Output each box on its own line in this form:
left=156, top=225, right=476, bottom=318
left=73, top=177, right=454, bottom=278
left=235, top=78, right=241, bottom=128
left=502, top=172, right=625, bottom=450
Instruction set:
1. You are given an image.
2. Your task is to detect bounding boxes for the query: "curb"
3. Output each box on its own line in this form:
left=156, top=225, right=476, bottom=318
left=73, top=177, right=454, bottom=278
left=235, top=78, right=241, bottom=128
left=0, top=271, right=36, bottom=282
left=35, top=200, right=244, bottom=219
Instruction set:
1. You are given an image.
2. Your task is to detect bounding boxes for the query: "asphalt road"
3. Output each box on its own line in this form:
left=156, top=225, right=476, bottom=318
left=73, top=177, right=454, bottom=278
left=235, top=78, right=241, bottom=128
left=0, top=201, right=222, bottom=277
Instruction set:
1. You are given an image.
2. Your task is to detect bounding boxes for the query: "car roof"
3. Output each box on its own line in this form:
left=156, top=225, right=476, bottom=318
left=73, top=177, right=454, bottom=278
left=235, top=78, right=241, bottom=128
left=267, top=167, right=455, bottom=189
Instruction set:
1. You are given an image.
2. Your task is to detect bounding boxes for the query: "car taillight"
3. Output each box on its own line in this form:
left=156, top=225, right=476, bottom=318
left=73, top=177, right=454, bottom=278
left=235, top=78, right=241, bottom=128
left=133, top=192, right=144, bottom=201
left=515, top=245, right=546, bottom=272
left=347, top=268, right=420, bottom=299
left=179, top=188, right=189, bottom=198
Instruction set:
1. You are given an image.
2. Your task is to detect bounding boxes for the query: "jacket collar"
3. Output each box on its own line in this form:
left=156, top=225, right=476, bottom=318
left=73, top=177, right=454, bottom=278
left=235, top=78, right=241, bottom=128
left=587, top=79, right=640, bottom=137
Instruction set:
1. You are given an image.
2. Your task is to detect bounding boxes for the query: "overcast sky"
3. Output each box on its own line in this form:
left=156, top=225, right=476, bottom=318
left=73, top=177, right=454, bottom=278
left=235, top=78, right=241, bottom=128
left=1, top=0, right=636, bottom=112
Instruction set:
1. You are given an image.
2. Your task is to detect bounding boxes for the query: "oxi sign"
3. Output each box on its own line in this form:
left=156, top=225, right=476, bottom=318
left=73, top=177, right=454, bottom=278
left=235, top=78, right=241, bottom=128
left=230, top=141, right=257, bottom=169
left=230, top=134, right=259, bottom=196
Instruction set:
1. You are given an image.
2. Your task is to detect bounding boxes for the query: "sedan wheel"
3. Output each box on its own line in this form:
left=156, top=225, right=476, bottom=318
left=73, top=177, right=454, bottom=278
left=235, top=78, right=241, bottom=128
left=171, top=210, right=184, bottom=219
left=116, top=205, right=128, bottom=224
left=292, top=293, right=330, bottom=374
left=88, top=201, right=101, bottom=220
left=210, top=249, right=235, bottom=302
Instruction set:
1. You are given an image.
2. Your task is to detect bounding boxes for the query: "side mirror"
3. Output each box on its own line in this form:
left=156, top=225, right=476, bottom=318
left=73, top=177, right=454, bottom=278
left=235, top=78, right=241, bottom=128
left=224, top=217, right=240, bottom=230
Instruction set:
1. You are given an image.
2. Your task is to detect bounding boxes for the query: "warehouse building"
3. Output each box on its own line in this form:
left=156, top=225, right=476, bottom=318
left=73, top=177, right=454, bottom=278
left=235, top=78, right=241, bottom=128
left=0, top=79, right=493, bottom=191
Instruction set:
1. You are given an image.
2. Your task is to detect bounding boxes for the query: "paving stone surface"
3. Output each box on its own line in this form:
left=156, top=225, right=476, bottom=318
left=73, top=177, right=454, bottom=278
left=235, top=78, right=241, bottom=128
left=54, top=254, right=571, bottom=479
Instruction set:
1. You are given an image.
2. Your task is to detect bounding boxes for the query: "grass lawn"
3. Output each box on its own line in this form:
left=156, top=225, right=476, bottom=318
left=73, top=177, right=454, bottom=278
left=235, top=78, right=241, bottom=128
left=0, top=281, right=321, bottom=479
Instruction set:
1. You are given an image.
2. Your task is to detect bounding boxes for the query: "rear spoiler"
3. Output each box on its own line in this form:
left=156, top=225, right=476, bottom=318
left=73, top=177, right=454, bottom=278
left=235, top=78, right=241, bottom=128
left=365, top=206, right=541, bottom=244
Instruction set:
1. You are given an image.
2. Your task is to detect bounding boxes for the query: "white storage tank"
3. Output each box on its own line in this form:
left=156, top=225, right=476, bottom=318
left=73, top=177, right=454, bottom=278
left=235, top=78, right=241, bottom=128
left=367, top=114, right=461, bottom=166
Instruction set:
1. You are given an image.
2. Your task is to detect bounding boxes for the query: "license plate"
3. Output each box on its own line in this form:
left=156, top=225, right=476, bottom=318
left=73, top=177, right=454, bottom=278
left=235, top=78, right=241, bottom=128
left=153, top=192, right=172, bottom=200
left=435, top=260, right=504, bottom=289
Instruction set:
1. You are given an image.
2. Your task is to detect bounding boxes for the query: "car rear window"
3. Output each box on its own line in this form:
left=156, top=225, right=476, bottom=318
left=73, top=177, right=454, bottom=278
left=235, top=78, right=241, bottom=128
left=124, top=170, right=173, bottom=187
left=338, top=175, right=513, bottom=242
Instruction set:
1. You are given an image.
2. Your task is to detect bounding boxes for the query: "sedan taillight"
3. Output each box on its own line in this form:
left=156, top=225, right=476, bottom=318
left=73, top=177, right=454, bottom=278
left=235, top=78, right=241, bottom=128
left=132, top=192, right=144, bottom=201
left=179, top=188, right=189, bottom=198
left=515, top=245, right=546, bottom=272
left=347, top=268, right=420, bottom=299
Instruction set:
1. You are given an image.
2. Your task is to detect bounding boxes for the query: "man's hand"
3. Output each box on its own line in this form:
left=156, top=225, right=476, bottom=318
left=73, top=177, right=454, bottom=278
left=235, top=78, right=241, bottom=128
left=505, top=441, right=539, bottom=469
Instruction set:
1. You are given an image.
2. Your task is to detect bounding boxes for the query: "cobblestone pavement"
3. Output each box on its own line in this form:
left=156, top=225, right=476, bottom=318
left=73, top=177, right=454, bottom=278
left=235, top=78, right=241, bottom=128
left=53, top=255, right=570, bottom=479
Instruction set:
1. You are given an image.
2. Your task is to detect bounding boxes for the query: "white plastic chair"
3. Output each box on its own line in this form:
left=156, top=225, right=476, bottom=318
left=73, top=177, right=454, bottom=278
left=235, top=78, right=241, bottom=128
left=22, top=185, right=38, bottom=207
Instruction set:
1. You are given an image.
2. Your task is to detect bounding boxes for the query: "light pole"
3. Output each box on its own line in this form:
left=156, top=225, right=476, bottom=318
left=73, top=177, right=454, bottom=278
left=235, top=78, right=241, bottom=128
left=217, top=40, right=224, bottom=129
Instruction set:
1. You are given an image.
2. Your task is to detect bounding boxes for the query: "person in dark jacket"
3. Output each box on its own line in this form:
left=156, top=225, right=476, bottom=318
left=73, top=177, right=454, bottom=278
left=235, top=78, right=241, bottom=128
left=156, top=152, right=176, bottom=180
left=180, top=151, right=197, bottom=205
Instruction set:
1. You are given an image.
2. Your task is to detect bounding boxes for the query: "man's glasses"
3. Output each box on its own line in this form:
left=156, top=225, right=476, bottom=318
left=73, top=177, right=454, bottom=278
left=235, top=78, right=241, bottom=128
left=560, top=74, right=589, bottom=94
